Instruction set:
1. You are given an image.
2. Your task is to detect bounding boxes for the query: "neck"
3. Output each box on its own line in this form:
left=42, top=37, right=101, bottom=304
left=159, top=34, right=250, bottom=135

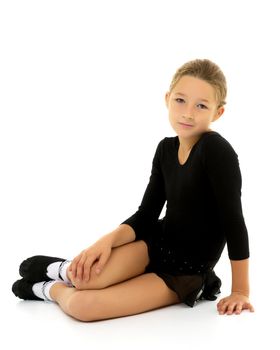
left=178, top=129, right=213, bottom=153
left=178, top=136, right=199, bottom=153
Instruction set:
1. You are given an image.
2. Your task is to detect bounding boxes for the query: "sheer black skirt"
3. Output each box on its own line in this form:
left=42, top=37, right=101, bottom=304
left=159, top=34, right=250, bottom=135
left=143, top=219, right=222, bottom=307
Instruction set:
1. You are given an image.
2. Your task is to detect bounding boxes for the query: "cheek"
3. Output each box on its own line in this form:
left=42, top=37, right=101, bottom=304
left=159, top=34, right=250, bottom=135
left=169, top=104, right=183, bottom=115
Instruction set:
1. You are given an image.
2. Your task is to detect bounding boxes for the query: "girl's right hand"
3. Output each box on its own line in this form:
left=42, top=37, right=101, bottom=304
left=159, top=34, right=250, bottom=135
left=68, top=234, right=113, bottom=282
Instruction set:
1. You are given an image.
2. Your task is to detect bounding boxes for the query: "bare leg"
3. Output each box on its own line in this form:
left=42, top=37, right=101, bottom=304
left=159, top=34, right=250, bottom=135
left=66, top=240, right=150, bottom=290
left=50, top=282, right=77, bottom=317
left=50, top=273, right=180, bottom=322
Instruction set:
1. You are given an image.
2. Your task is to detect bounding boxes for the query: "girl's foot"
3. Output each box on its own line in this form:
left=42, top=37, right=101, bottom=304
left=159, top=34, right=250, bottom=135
left=19, top=255, right=70, bottom=283
left=12, top=278, right=59, bottom=301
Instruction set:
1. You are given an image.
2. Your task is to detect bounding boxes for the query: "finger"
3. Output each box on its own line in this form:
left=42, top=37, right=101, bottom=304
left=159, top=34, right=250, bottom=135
left=219, top=297, right=228, bottom=304
left=217, top=303, right=223, bottom=313
left=76, top=253, right=87, bottom=281
left=217, top=298, right=228, bottom=314
left=95, top=250, right=111, bottom=274
left=83, top=255, right=97, bottom=282
left=67, top=269, right=75, bottom=285
left=249, top=304, right=255, bottom=312
left=218, top=301, right=228, bottom=315
left=217, top=302, right=223, bottom=313
left=226, top=303, right=236, bottom=315
left=217, top=298, right=226, bottom=307
left=70, top=254, right=82, bottom=279
left=234, top=303, right=243, bottom=315
left=244, top=302, right=255, bottom=313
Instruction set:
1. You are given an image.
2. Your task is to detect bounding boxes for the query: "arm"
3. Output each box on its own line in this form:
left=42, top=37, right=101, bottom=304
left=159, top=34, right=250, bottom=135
left=203, top=135, right=249, bottom=260
left=68, top=223, right=137, bottom=281
left=203, top=135, right=254, bottom=315
left=69, top=140, right=165, bottom=281
left=231, top=258, right=250, bottom=296
left=217, top=258, right=254, bottom=315
left=120, top=139, right=166, bottom=242
left=108, top=223, right=136, bottom=248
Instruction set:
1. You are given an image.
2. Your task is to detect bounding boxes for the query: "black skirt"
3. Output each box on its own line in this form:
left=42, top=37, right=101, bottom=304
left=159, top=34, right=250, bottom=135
left=143, top=219, right=222, bottom=307
left=145, top=263, right=221, bottom=307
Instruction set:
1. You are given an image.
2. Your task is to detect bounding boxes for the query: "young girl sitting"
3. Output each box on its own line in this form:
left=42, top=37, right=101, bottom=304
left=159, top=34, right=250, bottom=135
left=12, top=58, right=254, bottom=321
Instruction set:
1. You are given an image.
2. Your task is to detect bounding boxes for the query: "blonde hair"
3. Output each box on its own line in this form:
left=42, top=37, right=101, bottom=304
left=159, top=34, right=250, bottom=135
left=169, top=58, right=227, bottom=109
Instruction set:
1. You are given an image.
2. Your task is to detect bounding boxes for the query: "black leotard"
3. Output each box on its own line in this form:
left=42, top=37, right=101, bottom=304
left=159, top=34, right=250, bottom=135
left=121, top=131, right=249, bottom=274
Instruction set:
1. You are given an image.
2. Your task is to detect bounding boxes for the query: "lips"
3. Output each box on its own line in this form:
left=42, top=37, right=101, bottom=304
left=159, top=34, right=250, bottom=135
left=179, top=122, right=194, bottom=127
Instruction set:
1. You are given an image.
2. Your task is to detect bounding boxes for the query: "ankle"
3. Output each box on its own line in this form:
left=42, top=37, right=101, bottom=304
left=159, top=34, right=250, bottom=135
left=66, top=266, right=73, bottom=283
left=49, top=281, right=69, bottom=301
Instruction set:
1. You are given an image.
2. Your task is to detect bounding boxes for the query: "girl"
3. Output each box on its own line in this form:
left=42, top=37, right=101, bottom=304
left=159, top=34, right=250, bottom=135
left=12, top=58, right=254, bottom=321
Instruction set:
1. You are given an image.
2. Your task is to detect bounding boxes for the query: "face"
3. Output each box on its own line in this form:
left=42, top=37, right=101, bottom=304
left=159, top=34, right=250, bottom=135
left=165, top=75, right=224, bottom=138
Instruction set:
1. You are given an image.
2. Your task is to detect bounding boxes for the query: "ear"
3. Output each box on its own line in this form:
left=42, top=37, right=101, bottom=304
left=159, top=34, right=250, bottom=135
left=165, top=92, right=170, bottom=108
left=213, top=106, right=225, bottom=122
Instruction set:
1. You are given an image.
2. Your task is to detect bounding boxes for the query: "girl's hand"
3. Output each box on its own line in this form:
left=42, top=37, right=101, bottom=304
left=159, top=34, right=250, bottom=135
left=68, top=234, right=113, bottom=282
left=217, top=292, right=255, bottom=315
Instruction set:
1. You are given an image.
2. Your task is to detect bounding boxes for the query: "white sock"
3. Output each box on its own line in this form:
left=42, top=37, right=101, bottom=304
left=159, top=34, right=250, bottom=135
left=59, top=260, right=72, bottom=284
left=32, top=281, right=60, bottom=301
left=46, top=260, right=72, bottom=284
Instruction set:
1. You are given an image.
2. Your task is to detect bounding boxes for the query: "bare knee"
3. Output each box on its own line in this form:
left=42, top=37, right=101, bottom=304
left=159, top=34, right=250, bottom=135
left=67, top=291, right=98, bottom=322
left=69, top=265, right=103, bottom=291
left=68, top=259, right=112, bottom=290
left=69, top=240, right=150, bottom=291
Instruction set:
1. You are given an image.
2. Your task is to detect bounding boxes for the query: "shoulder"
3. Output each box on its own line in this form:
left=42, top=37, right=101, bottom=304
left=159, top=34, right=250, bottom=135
left=199, top=131, right=238, bottom=159
left=158, top=136, right=176, bottom=145
left=154, top=136, right=176, bottom=153
left=151, top=137, right=177, bottom=164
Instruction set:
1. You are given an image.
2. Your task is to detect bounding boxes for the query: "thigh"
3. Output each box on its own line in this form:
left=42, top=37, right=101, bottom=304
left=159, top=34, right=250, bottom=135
left=70, top=240, right=150, bottom=290
left=70, top=273, right=181, bottom=321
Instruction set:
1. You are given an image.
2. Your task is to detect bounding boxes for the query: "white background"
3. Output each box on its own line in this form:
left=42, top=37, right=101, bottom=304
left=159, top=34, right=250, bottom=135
left=1, top=0, right=279, bottom=349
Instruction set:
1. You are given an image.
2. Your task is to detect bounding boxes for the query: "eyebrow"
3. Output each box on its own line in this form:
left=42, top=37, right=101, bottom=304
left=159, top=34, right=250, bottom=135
left=174, top=92, right=210, bottom=103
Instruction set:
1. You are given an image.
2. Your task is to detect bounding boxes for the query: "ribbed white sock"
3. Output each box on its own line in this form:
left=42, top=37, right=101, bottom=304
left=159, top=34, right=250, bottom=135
left=32, top=281, right=60, bottom=301
left=46, top=260, right=72, bottom=284
left=59, top=260, right=71, bottom=283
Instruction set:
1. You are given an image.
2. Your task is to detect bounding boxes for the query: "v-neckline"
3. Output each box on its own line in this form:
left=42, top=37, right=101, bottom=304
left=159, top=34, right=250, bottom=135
left=177, top=146, right=193, bottom=166
left=176, top=141, right=196, bottom=166
left=175, top=131, right=216, bottom=167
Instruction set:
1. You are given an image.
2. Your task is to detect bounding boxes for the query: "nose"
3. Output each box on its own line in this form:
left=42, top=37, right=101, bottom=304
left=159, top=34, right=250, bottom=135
left=182, top=113, right=194, bottom=121
left=182, top=104, right=195, bottom=120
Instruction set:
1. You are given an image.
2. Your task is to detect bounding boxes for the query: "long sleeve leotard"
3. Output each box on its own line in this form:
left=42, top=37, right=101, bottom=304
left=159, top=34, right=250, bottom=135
left=121, top=131, right=249, bottom=274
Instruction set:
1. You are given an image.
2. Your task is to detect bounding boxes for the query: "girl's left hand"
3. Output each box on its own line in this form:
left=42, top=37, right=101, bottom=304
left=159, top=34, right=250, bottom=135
left=217, top=292, right=255, bottom=315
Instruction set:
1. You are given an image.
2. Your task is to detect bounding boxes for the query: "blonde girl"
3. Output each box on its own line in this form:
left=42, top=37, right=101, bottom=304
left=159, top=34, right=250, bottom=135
left=12, top=58, right=254, bottom=321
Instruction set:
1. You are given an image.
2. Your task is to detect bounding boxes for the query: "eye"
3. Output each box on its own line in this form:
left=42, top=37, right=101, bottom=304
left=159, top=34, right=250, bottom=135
left=197, top=104, right=207, bottom=109
left=175, top=98, right=185, bottom=103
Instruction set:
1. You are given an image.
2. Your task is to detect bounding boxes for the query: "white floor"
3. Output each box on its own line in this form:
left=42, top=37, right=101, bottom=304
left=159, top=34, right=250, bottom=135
left=3, top=257, right=279, bottom=350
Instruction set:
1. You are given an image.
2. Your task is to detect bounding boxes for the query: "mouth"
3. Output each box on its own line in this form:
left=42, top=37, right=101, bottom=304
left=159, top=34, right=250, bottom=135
left=179, top=122, right=194, bottom=127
